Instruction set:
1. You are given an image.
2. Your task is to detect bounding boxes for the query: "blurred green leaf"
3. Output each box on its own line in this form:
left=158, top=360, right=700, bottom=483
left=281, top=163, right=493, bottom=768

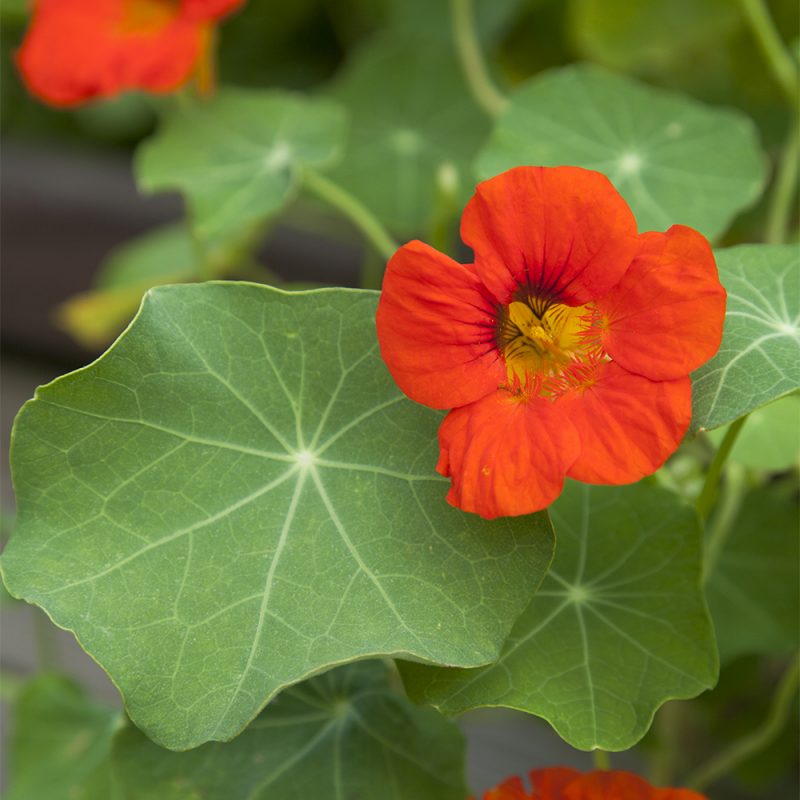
left=6, top=675, right=121, bottom=800
left=324, top=34, right=490, bottom=236
left=692, top=244, right=800, bottom=432
left=475, top=64, right=767, bottom=240
left=401, top=482, right=718, bottom=751
left=136, top=90, right=347, bottom=247
left=112, top=661, right=468, bottom=800
left=705, top=482, right=799, bottom=664
left=3, top=283, right=554, bottom=750
left=569, top=0, right=742, bottom=72
left=707, top=395, right=800, bottom=471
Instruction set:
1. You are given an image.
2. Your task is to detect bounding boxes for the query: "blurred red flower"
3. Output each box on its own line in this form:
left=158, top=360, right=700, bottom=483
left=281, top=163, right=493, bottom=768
left=483, top=767, right=706, bottom=799
left=16, top=0, right=244, bottom=107
left=376, top=166, right=726, bottom=519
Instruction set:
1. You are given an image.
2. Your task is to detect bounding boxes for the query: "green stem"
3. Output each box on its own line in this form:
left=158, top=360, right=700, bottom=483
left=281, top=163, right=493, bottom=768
left=695, top=416, right=747, bottom=521
left=738, top=0, right=799, bottom=104
left=766, top=111, right=800, bottom=245
left=592, top=750, right=611, bottom=770
left=650, top=701, right=686, bottom=787
left=450, top=0, right=508, bottom=117
left=702, top=462, right=746, bottom=583
left=685, top=653, right=800, bottom=791
left=302, top=168, right=399, bottom=263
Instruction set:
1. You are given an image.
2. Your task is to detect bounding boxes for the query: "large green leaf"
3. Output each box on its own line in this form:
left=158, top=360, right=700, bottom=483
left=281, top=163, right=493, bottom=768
left=691, top=244, right=800, bottom=432
left=6, top=675, right=122, bottom=800
left=2, top=284, right=554, bottom=750
left=136, top=90, right=347, bottom=245
left=401, top=483, right=718, bottom=751
left=112, top=661, right=467, bottom=800
left=475, top=64, right=766, bottom=239
left=324, top=34, right=490, bottom=236
left=705, top=482, right=799, bottom=664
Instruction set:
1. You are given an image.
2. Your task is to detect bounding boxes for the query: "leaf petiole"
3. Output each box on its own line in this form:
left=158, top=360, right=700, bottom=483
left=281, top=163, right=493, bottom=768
left=450, top=0, right=508, bottom=118
left=301, top=166, right=399, bottom=264
left=695, top=416, right=748, bottom=521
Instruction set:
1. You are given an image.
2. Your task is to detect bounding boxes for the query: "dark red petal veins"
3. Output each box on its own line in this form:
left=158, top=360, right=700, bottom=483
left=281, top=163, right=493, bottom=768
left=461, top=166, right=639, bottom=307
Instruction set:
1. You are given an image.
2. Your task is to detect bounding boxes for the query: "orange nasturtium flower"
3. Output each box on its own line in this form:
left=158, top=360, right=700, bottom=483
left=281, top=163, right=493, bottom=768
left=376, top=166, right=726, bottom=519
left=16, top=0, right=244, bottom=107
left=483, top=767, right=707, bottom=799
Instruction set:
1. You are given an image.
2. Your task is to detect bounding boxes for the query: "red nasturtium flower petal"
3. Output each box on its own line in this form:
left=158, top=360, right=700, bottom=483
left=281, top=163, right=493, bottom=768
left=461, top=166, right=640, bottom=306
left=561, top=363, right=692, bottom=485
left=376, top=241, right=506, bottom=409
left=437, top=392, right=580, bottom=518
left=375, top=166, right=726, bottom=519
left=597, top=225, right=727, bottom=381
left=482, top=768, right=707, bottom=799
left=16, top=0, right=243, bottom=107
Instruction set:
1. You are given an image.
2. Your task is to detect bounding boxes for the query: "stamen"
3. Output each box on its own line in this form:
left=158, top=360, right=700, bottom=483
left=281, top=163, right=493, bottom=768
left=496, top=293, right=607, bottom=400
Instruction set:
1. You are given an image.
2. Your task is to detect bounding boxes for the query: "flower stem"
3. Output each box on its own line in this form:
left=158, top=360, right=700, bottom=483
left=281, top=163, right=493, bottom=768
left=685, top=653, right=800, bottom=791
left=592, top=749, right=611, bottom=770
left=702, top=461, right=746, bottom=584
left=695, top=416, right=747, bottom=521
left=450, top=0, right=508, bottom=117
left=766, top=110, right=800, bottom=245
left=302, top=167, right=399, bottom=263
left=738, top=0, right=799, bottom=104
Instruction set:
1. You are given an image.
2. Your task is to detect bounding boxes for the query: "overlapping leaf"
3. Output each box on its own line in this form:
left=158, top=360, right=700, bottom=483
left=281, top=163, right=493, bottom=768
left=7, top=663, right=467, bottom=800
left=401, top=482, right=718, bottom=751
left=475, top=64, right=766, bottom=239
left=136, top=90, right=347, bottom=245
left=705, top=482, right=799, bottom=664
left=112, top=661, right=467, bottom=800
left=3, top=284, right=554, bottom=750
left=6, top=675, right=121, bottom=800
left=692, top=244, right=800, bottom=432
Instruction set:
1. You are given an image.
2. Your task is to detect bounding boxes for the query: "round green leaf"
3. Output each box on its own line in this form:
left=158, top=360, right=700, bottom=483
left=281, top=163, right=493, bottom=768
left=705, top=482, right=800, bottom=664
left=112, top=661, right=467, bottom=800
left=3, top=284, right=554, bottom=750
left=400, top=482, right=718, bottom=751
left=475, top=64, right=766, bottom=239
left=136, top=90, right=347, bottom=245
left=324, top=34, right=490, bottom=235
left=691, top=244, right=800, bottom=432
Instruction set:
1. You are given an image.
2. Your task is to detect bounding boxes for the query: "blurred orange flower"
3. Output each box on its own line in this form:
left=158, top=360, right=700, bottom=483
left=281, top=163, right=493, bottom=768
left=484, top=767, right=707, bottom=799
left=16, top=0, right=244, bottom=107
left=376, top=166, right=726, bottom=519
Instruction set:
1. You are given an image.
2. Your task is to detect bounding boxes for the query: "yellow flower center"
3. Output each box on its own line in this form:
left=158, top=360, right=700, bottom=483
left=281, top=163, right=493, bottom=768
left=497, top=297, right=604, bottom=395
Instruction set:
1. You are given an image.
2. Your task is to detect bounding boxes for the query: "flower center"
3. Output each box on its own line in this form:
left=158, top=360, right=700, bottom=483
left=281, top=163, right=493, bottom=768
left=497, top=297, right=603, bottom=396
